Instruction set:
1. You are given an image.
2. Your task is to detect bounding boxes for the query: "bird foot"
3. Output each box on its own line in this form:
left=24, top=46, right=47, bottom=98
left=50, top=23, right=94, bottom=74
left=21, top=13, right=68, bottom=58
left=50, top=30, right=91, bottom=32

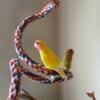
left=66, top=71, right=73, bottom=80
left=46, top=75, right=61, bottom=82
left=46, top=71, right=73, bottom=82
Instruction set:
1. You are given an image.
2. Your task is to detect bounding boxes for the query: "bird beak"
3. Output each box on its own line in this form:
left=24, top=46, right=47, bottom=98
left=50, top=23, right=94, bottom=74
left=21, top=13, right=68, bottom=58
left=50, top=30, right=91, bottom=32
left=34, top=41, right=41, bottom=51
left=34, top=42, right=37, bottom=48
left=34, top=42, right=39, bottom=50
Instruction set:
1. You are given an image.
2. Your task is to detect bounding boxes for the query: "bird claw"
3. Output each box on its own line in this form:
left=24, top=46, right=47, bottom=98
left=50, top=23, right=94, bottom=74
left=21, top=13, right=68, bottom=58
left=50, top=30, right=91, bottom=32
left=46, top=75, right=61, bottom=82
left=66, top=71, right=73, bottom=80
left=46, top=71, right=73, bottom=82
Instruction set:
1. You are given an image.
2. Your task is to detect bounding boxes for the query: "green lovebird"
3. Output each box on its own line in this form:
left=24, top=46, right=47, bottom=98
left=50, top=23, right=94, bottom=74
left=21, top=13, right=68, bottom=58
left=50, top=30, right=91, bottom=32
left=61, top=49, right=74, bottom=71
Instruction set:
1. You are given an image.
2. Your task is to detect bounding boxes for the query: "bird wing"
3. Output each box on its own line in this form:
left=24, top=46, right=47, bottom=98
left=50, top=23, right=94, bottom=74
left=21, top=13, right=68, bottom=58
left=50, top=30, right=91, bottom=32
left=41, top=54, right=60, bottom=70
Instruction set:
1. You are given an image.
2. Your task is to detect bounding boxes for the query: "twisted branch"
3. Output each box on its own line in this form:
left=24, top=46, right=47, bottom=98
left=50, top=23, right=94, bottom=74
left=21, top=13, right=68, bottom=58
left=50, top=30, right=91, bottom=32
left=7, top=0, right=73, bottom=100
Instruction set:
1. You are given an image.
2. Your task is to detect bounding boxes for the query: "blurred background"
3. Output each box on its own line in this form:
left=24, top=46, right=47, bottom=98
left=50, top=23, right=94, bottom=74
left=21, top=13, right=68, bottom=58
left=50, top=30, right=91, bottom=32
left=0, top=0, right=100, bottom=100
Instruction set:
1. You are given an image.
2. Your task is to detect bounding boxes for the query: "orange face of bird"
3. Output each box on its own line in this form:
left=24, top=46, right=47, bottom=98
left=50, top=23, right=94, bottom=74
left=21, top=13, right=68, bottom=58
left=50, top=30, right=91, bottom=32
left=67, top=49, right=74, bottom=55
left=66, top=49, right=74, bottom=60
left=34, top=40, right=45, bottom=51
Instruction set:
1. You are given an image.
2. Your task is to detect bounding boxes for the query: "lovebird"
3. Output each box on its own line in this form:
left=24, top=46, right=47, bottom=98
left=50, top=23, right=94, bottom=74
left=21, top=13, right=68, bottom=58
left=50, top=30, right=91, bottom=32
left=34, top=40, right=74, bottom=79
left=61, top=49, right=74, bottom=71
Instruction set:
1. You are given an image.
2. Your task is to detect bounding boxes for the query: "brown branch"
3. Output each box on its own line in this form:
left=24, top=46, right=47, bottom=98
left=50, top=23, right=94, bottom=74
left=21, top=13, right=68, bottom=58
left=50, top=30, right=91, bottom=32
left=86, top=91, right=96, bottom=100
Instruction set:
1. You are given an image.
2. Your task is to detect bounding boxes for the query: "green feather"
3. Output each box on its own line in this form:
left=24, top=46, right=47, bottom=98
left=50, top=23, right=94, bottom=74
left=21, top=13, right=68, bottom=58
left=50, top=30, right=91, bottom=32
left=61, top=49, right=74, bottom=71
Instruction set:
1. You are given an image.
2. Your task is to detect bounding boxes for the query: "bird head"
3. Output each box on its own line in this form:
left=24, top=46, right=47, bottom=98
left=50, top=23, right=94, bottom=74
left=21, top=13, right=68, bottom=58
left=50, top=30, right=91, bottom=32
left=34, top=40, right=46, bottom=51
left=67, top=49, right=74, bottom=55
left=65, top=49, right=74, bottom=61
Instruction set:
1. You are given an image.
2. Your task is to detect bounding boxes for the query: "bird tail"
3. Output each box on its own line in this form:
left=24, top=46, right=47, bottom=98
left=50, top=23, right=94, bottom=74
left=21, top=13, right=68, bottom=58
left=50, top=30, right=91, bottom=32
left=55, top=69, right=66, bottom=79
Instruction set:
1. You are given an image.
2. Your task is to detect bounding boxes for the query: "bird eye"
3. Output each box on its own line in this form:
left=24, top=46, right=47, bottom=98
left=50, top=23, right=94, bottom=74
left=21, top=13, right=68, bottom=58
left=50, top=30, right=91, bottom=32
left=36, top=41, right=39, bottom=45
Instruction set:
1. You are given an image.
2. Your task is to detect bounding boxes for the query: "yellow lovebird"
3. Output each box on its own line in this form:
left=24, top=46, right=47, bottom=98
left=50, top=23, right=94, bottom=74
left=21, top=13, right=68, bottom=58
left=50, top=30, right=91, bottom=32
left=34, top=40, right=68, bottom=79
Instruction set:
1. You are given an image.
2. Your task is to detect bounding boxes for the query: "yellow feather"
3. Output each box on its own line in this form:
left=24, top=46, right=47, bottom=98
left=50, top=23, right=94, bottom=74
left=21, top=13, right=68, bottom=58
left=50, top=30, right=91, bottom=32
left=39, top=41, right=60, bottom=70
left=34, top=40, right=66, bottom=79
